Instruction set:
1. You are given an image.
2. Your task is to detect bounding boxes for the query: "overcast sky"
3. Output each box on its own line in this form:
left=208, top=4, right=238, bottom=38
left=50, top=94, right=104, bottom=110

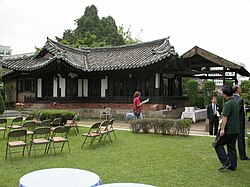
left=1, top=0, right=250, bottom=72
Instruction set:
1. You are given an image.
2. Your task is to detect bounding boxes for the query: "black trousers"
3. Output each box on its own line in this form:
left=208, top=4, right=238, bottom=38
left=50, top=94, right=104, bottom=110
left=209, top=116, right=219, bottom=135
left=238, top=125, right=248, bottom=160
left=214, top=133, right=238, bottom=169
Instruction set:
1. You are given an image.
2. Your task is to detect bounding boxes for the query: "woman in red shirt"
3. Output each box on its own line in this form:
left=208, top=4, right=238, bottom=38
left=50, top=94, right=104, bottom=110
left=133, top=91, right=149, bottom=119
left=133, top=91, right=142, bottom=118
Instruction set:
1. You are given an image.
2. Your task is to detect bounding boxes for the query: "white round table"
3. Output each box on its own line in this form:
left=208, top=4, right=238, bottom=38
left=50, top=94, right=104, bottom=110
left=19, top=168, right=102, bottom=187
left=100, top=183, right=156, bottom=187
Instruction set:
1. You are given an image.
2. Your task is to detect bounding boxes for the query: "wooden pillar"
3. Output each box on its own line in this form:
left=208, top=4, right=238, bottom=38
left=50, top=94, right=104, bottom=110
left=234, top=73, right=238, bottom=85
left=155, top=73, right=160, bottom=96
left=222, top=67, right=226, bottom=85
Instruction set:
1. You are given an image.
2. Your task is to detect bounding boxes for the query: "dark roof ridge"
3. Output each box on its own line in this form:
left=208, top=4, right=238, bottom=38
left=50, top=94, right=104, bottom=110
left=80, top=37, right=170, bottom=52
left=46, top=37, right=90, bottom=54
left=3, top=54, right=34, bottom=61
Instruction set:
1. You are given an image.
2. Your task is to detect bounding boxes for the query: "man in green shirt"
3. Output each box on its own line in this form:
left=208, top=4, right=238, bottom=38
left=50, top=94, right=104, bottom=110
left=214, top=85, right=240, bottom=171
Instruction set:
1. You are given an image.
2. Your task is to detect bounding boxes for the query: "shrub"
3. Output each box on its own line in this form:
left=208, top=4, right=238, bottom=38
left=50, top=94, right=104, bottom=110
left=216, top=96, right=224, bottom=108
left=29, top=109, right=77, bottom=124
left=204, top=81, right=215, bottom=106
left=177, top=119, right=192, bottom=135
left=225, top=80, right=233, bottom=87
left=159, top=119, right=174, bottom=135
left=248, top=133, right=250, bottom=148
left=0, top=92, right=4, bottom=115
left=187, top=80, right=198, bottom=106
left=196, top=96, right=204, bottom=109
left=241, top=80, right=250, bottom=107
left=0, top=92, right=5, bottom=115
left=130, top=118, right=192, bottom=136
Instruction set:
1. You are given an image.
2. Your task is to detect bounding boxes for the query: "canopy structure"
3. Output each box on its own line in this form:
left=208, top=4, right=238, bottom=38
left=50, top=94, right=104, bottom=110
left=182, top=46, right=249, bottom=83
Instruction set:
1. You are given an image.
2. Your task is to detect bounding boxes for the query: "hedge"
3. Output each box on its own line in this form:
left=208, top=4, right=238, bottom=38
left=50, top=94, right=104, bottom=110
left=29, top=110, right=77, bottom=124
left=129, top=118, right=192, bottom=136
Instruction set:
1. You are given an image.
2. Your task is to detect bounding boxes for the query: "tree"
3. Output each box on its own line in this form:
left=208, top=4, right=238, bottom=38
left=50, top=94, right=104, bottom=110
left=56, top=5, right=140, bottom=48
left=204, top=80, right=215, bottom=106
left=118, top=25, right=141, bottom=45
left=225, top=80, right=233, bottom=87
left=187, top=80, right=198, bottom=106
left=0, top=91, right=5, bottom=115
left=182, top=77, right=193, bottom=96
left=240, top=80, right=250, bottom=107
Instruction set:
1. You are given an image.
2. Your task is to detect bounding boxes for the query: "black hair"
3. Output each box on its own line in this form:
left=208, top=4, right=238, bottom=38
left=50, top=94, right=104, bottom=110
left=221, top=85, right=233, bottom=97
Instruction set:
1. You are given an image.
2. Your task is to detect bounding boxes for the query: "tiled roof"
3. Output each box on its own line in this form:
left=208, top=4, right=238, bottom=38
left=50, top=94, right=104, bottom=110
left=2, top=37, right=178, bottom=72
left=182, top=46, right=250, bottom=76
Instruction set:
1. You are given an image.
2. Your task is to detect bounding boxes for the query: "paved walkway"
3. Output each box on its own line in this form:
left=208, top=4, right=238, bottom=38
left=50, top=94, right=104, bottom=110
left=78, top=119, right=250, bottom=137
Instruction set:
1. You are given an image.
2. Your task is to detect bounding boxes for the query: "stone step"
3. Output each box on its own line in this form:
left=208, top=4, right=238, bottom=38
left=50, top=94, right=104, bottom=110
left=1, top=110, right=32, bottom=117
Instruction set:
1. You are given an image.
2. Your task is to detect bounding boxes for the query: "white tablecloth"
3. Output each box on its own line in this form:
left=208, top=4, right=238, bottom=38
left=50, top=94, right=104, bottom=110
left=100, top=183, right=156, bottom=187
left=19, top=168, right=102, bottom=187
left=181, top=109, right=207, bottom=123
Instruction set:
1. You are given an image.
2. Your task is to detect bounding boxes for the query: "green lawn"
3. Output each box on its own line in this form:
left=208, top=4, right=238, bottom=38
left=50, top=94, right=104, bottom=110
left=0, top=127, right=250, bottom=187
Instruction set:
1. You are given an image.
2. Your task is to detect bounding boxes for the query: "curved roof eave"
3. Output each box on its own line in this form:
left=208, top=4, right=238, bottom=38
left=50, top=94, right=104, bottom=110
left=2, top=36, right=178, bottom=73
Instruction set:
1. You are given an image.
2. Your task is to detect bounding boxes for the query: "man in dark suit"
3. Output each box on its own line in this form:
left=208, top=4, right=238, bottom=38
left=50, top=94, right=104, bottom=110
left=232, top=85, right=250, bottom=161
left=207, top=96, right=221, bottom=135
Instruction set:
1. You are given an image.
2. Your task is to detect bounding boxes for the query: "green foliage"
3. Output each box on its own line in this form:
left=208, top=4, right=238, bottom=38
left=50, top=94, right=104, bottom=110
left=187, top=80, right=198, bottom=106
left=118, top=25, right=141, bottom=45
left=29, top=110, right=76, bottom=124
left=56, top=5, right=140, bottom=48
left=182, top=77, right=193, bottom=96
left=216, top=96, right=224, bottom=108
left=130, top=118, right=192, bottom=136
left=204, top=80, right=215, bottom=106
left=225, top=80, right=233, bottom=87
left=241, top=80, right=250, bottom=107
left=196, top=96, right=204, bottom=109
left=248, top=133, right=250, bottom=148
left=0, top=92, right=5, bottom=115
left=35, top=47, right=42, bottom=54
left=177, top=119, right=192, bottom=135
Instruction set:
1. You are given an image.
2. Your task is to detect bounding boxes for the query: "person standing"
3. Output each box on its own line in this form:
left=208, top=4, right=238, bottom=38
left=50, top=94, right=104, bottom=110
left=232, top=85, right=250, bottom=161
left=133, top=91, right=149, bottom=119
left=207, top=96, right=221, bottom=135
left=132, top=91, right=149, bottom=132
left=214, top=85, right=239, bottom=171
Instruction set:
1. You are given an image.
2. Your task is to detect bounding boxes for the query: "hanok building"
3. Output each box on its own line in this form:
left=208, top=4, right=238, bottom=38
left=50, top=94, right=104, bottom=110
left=1, top=37, right=249, bottom=113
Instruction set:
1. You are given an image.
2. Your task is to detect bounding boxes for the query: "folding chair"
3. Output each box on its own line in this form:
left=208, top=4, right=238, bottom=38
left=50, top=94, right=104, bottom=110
left=49, top=126, right=70, bottom=155
left=5, top=129, right=27, bottom=161
left=22, top=121, right=36, bottom=136
left=81, top=122, right=101, bottom=149
left=24, top=115, right=35, bottom=122
left=8, top=116, right=23, bottom=131
left=105, top=118, right=117, bottom=143
left=51, top=118, right=62, bottom=127
left=29, top=127, right=51, bottom=157
left=0, top=118, right=8, bottom=139
left=98, top=120, right=111, bottom=144
left=34, top=112, right=43, bottom=123
left=64, top=114, right=79, bottom=135
left=40, top=119, right=52, bottom=128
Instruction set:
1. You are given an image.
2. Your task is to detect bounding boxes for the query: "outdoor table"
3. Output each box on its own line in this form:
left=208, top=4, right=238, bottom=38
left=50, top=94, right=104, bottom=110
left=181, top=109, right=207, bottom=123
left=19, top=168, right=102, bottom=187
left=100, top=183, right=156, bottom=187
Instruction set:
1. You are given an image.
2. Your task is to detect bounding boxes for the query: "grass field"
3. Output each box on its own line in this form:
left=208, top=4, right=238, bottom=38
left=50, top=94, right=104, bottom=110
left=0, top=126, right=250, bottom=187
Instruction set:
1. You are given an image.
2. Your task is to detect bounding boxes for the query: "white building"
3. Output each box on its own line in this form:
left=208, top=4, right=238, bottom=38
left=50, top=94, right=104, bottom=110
left=0, top=45, right=12, bottom=65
